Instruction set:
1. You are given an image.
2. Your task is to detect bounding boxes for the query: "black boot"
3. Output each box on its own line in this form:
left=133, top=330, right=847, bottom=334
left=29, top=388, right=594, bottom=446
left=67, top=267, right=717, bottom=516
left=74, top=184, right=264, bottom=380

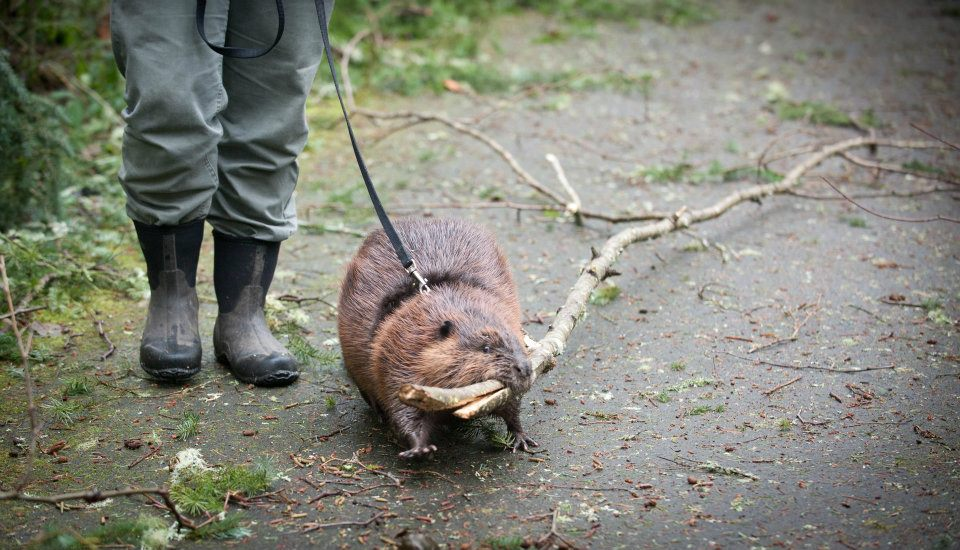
left=212, top=232, right=298, bottom=387
left=134, top=220, right=204, bottom=382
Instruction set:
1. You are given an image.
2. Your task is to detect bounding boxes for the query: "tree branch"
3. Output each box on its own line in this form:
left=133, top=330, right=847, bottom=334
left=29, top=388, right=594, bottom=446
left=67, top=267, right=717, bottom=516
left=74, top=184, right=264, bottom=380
left=396, top=137, right=947, bottom=418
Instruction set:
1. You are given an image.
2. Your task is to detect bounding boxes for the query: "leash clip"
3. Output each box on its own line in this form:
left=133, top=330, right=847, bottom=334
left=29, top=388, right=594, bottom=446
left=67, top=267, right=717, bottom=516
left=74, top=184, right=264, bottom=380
left=406, top=260, right=431, bottom=294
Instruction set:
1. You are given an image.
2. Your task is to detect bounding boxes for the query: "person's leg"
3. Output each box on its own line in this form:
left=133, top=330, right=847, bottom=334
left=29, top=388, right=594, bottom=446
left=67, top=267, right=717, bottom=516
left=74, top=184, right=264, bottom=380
left=111, top=0, right=229, bottom=380
left=209, top=0, right=331, bottom=240
left=208, top=0, right=332, bottom=385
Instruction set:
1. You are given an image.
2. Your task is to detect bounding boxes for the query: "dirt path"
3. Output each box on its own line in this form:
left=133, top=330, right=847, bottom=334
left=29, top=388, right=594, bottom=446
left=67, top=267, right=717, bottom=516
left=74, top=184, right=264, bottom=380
left=2, top=1, right=958, bottom=548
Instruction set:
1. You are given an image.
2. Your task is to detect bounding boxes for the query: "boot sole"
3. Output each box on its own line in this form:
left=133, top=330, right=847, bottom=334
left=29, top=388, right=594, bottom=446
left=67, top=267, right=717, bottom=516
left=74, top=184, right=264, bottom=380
left=216, top=353, right=299, bottom=387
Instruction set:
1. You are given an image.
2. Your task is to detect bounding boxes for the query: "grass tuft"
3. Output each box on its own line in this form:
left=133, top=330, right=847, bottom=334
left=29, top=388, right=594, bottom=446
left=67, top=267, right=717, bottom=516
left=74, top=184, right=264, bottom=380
left=42, top=398, right=84, bottom=425
left=62, top=375, right=93, bottom=396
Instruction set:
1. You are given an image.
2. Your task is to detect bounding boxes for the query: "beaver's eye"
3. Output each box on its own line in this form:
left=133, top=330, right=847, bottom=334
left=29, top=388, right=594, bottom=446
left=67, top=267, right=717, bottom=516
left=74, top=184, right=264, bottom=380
left=482, top=344, right=492, bottom=353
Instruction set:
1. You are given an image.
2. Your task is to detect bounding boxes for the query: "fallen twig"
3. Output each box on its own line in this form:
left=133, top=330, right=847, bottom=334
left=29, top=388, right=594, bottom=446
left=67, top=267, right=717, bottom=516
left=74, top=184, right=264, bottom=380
left=911, top=122, right=960, bottom=151
left=722, top=351, right=895, bottom=374
left=762, top=375, right=802, bottom=396
left=93, top=317, right=116, bottom=360
left=822, top=177, right=959, bottom=224
left=302, top=511, right=387, bottom=532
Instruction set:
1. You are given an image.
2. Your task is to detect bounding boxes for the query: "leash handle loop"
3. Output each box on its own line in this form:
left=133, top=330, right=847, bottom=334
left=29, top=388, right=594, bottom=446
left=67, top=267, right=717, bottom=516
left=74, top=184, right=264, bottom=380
left=196, top=0, right=285, bottom=59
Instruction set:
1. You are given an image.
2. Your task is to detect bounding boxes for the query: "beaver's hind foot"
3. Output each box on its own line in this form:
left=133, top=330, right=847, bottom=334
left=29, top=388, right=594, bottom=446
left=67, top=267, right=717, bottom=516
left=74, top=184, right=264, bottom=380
left=399, top=444, right=437, bottom=459
left=510, top=432, right=539, bottom=453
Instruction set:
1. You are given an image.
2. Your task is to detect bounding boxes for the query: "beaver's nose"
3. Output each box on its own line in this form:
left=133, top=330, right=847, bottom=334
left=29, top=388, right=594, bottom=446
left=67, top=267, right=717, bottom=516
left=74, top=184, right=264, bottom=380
left=513, top=359, right=532, bottom=379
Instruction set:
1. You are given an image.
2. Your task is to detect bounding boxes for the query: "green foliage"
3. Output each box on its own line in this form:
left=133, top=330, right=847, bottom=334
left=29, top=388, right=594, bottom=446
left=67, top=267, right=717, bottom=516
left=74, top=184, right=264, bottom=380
left=689, top=403, right=725, bottom=416
left=590, top=284, right=622, bottom=306
left=902, top=159, right=945, bottom=175
left=521, top=0, right=714, bottom=26
left=0, top=332, right=20, bottom=362
left=485, top=535, right=526, bottom=550
left=639, top=162, right=694, bottom=183
left=460, top=416, right=513, bottom=448
left=62, top=375, right=93, bottom=396
left=170, top=463, right=273, bottom=515
left=777, top=418, right=792, bottom=431
left=176, top=411, right=201, bottom=440
left=655, top=390, right=671, bottom=403
left=0, top=54, right=71, bottom=230
left=29, top=515, right=169, bottom=550
left=773, top=99, right=855, bottom=128
left=670, top=361, right=686, bottom=372
left=842, top=216, right=867, bottom=228
left=721, top=166, right=784, bottom=183
left=186, top=512, right=251, bottom=541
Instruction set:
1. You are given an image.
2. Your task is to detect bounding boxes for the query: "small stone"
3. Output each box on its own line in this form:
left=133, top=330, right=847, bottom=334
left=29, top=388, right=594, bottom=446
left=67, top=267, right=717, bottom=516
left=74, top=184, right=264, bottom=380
left=687, top=476, right=698, bottom=485
left=124, top=438, right=143, bottom=450
left=544, top=399, right=557, bottom=406
left=242, top=429, right=256, bottom=437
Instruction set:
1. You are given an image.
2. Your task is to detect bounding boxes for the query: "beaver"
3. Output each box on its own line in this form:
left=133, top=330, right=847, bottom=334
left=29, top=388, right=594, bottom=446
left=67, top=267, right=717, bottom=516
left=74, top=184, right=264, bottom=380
left=338, top=218, right=536, bottom=459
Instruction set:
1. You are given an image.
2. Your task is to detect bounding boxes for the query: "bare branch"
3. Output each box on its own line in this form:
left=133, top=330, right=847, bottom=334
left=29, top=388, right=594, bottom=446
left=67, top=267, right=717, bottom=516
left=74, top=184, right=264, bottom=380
left=545, top=153, right=582, bottom=216
left=821, top=177, right=959, bottom=224
left=356, top=108, right=570, bottom=206
left=1, top=255, right=39, bottom=492
left=339, top=28, right=371, bottom=111
left=840, top=151, right=959, bottom=186
left=911, top=122, right=960, bottom=151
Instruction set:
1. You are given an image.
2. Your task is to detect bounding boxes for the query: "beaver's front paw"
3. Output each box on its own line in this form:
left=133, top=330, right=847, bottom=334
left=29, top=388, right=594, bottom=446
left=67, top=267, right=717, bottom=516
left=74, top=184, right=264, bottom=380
left=510, top=432, right=539, bottom=453
left=399, top=444, right=437, bottom=459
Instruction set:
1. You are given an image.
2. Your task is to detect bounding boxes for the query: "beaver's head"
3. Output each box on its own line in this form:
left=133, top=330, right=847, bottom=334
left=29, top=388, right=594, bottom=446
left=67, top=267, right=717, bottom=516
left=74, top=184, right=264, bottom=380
left=437, top=317, right=532, bottom=395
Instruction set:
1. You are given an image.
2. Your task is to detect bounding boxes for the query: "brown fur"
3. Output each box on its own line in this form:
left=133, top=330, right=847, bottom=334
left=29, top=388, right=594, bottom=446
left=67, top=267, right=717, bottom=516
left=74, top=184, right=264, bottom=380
left=338, top=218, right=535, bottom=458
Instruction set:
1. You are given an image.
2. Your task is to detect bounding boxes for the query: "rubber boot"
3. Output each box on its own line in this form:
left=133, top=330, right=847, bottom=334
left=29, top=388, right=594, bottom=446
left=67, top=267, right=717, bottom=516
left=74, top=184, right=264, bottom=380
left=134, top=220, right=204, bottom=382
left=212, top=232, right=298, bottom=386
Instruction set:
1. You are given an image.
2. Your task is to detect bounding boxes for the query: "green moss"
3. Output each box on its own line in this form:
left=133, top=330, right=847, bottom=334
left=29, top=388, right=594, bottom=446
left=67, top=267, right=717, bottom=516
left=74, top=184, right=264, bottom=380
left=777, top=418, right=792, bottom=431
left=670, top=361, right=686, bottom=371
left=170, top=463, right=272, bottom=515
left=655, top=391, right=671, bottom=403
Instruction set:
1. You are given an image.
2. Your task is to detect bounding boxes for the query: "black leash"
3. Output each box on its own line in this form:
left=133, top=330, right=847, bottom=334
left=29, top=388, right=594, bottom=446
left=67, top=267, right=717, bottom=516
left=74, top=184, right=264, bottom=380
left=196, top=0, right=430, bottom=294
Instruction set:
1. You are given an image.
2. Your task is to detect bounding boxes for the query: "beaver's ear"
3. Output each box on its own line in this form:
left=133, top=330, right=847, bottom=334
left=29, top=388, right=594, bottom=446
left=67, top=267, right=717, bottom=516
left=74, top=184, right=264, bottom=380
left=439, top=320, right=454, bottom=339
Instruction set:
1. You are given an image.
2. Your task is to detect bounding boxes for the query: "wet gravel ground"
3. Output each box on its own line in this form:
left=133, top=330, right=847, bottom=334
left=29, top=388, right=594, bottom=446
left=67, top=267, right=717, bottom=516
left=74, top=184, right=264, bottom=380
left=2, top=0, right=959, bottom=548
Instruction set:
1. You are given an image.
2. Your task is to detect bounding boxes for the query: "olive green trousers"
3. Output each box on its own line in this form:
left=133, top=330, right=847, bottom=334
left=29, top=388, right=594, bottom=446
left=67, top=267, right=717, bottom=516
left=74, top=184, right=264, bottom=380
left=111, top=0, right=333, bottom=241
